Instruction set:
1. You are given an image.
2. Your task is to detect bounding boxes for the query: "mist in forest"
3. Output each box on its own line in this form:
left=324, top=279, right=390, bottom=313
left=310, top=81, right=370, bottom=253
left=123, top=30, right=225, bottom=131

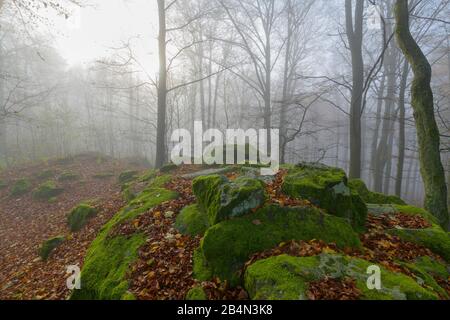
left=0, top=0, right=449, bottom=208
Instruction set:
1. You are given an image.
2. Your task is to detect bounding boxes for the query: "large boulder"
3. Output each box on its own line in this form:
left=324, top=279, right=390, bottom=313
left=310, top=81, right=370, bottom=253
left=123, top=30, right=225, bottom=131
left=244, top=254, right=439, bottom=300
left=193, top=205, right=362, bottom=285
left=193, top=175, right=266, bottom=225
left=282, top=163, right=367, bottom=230
left=348, top=179, right=406, bottom=205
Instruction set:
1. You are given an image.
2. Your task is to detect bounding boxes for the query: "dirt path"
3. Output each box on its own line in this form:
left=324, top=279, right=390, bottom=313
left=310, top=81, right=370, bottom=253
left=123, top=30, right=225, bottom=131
left=0, top=154, right=144, bottom=299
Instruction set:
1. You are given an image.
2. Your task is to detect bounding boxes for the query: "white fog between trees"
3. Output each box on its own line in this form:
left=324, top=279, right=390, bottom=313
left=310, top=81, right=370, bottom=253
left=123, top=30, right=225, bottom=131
left=0, top=0, right=449, bottom=209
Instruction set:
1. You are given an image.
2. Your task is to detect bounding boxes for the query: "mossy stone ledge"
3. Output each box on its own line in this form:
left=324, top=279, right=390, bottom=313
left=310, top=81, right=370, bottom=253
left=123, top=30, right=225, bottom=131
left=281, top=162, right=367, bottom=231
left=348, top=179, right=406, bottom=205
left=193, top=205, right=362, bottom=286
left=192, top=175, right=266, bottom=225
left=244, top=254, right=439, bottom=300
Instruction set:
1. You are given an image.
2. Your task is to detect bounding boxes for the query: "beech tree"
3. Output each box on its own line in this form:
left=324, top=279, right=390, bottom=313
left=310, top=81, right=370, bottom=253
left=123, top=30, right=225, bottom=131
left=395, top=0, right=449, bottom=229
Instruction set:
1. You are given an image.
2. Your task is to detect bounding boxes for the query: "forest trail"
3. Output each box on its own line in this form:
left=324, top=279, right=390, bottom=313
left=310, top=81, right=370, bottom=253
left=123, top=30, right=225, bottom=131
left=0, top=154, right=145, bottom=299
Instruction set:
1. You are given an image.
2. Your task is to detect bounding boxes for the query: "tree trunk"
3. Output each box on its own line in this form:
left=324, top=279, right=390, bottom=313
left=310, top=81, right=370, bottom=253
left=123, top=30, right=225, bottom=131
left=395, top=60, right=409, bottom=196
left=155, top=0, right=168, bottom=168
left=346, top=0, right=364, bottom=179
left=395, top=0, right=449, bottom=229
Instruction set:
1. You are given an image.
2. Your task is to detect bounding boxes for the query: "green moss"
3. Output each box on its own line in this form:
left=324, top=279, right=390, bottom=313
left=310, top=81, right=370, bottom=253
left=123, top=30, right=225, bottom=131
left=186, top=286, right=208, bottom=300
left=11, top=178, right=32, bottom=196
left=349, top=179, right=406, bottom=205
left=400, top=257, right=449, bottom=299
left=58, top=171, right=79, bottom=182
left=175, top=204, right=209, bottom=236
left=195, top=205, right=362, bottom=285
left=0, top=179, right=7, bottom=189
left=393, top=205, right=439, bottom=224
left=282, top=163, right=367, bottom=231
left=139, top=169, right=157, bottom=182
left=36, top=169, right=56, bottom=180
left=68, top=203, right=97, bottom=232
left=33, top=181, right=64, bottom=200
left=39, top=236, right=65, bottom=260
left=118, top=170, right=139, bottom=184
left=244, top=254, right=439, bottom=300
left=193, top=175, right=266, bottom=225
left=387, top=224, right=450, bottom=262
left=70, top=176, right=177, bottom=300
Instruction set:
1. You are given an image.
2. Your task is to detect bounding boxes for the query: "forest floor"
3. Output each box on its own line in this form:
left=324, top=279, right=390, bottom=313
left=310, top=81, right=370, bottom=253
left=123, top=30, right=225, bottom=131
left=0, top=153, right=146, bottom=299
left=0, top=157, right=448, bottom=300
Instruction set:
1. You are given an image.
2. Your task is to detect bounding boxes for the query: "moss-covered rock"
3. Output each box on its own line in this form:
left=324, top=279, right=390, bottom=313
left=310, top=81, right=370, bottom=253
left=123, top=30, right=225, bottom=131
left=118, top=170, right=139, bottom=184
left=393, top=205, right=439, bottom=225
left=349, top=179, right=406, bottom=205
left=194, top=205, right=362, bottom=285
left=68, top=203, right=97, bottom=232
left=58, top=171, right=79, bottom=182
left=70, top=175, right=177, bottom=300
left=244, top=254, right=439, bottom=300
left=186, top=286, right=208, bottom=300
left=400, top=256, right=449, bottom=299
left=11, top=178, right=32, bottom=196
left=282, top=163, right=367, bottom=231
left=36, top=169, right=56, bottom=180
left=175, top=204, right=209, bottom=236
left=39, top=236, right=65, bottom=260
left=193, top=175, right=266, bottom=225
left=33, top=181, right=64, bottom=200
left=387, top=224, right=450, bottom=262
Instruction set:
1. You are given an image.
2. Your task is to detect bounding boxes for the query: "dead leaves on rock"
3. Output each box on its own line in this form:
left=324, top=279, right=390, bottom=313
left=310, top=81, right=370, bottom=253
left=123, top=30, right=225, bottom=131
left=307, top=277, right=362, bottom=300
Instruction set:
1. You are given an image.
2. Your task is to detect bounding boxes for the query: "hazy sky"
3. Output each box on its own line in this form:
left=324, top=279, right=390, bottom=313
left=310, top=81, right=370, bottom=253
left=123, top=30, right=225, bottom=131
left=49, top=0, right=159, bottom=73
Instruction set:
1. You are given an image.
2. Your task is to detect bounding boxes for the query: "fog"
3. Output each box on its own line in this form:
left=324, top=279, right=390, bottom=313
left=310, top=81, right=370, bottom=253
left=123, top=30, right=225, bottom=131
left=0, top=0, right=449, bottom=206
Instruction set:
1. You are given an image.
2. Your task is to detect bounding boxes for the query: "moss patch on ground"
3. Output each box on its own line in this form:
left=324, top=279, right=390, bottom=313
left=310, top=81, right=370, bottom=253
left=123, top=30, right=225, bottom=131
left=282, top=163, right=367, bottom=231
left=58, top=171, right=79, bottom=182
left=68, top=203, right=98, bottom=232
left=70, top=175, right=177, bottom=300
left=175, top=204, right=209, bottom=236
left=32, top=181, right=64, bottom=200
left=11, top=178, right=32, bottom=196
left=348, top=179, right=406, bottom=205
left=194, top=205, right=362, bottom=286
left=39, top=236, right=65, bottom=260
left=244, top=254, right=439, bottom=300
